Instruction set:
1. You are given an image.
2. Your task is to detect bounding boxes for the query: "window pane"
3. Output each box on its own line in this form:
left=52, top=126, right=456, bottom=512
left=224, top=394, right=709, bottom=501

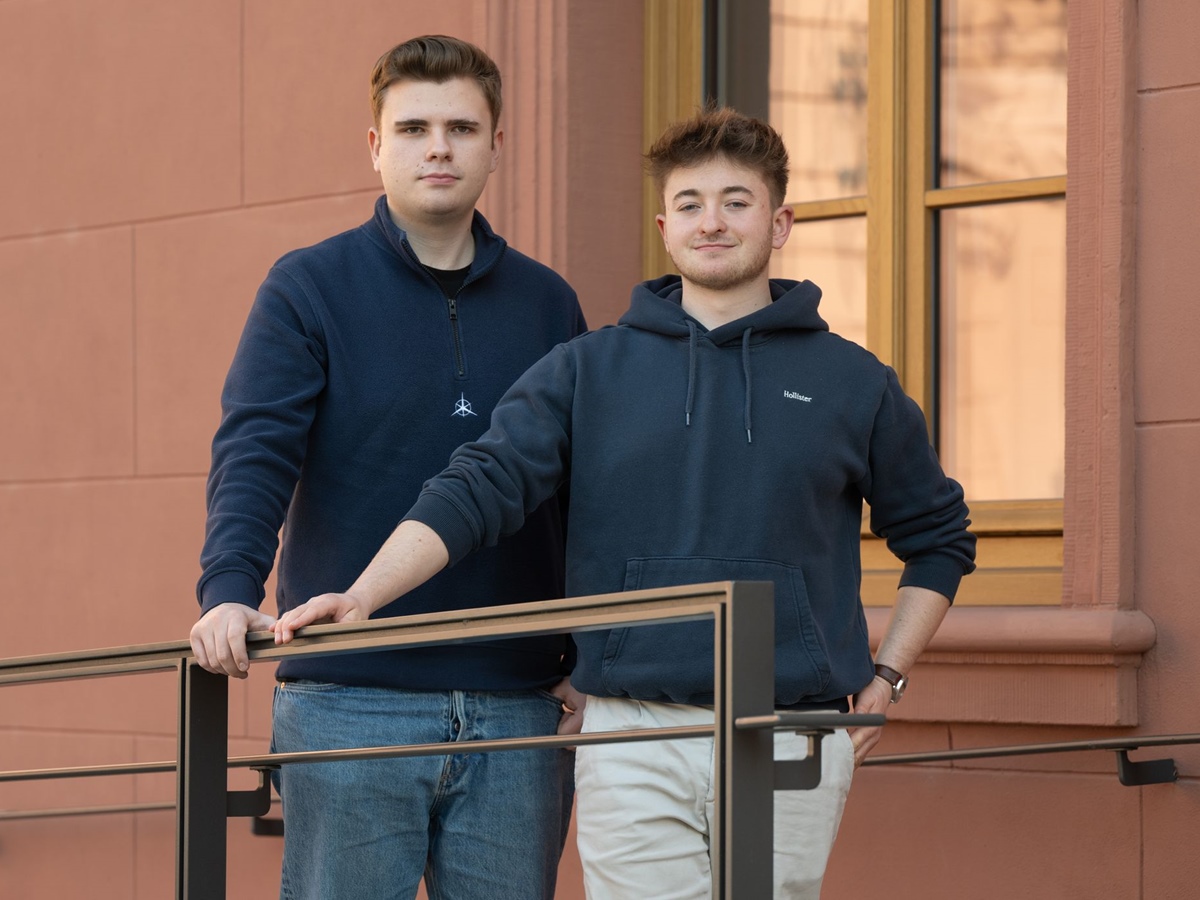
left=770, top=215, right=867, bottom=347
left=940, top=0, right=1066, bottom=186
left=769, top=1, right=868, bottom=203
left=939, top=200, right=1065, bottom=500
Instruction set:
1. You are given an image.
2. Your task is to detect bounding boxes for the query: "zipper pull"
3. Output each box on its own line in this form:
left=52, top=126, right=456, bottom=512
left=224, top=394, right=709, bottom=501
left=447, top=297, right=458, bottom=320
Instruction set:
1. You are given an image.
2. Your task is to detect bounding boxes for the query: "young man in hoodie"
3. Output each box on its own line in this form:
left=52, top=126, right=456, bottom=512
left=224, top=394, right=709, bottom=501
left=188, top=35, right=586, bottom=900
left=275, top=107, right=976, bottom=899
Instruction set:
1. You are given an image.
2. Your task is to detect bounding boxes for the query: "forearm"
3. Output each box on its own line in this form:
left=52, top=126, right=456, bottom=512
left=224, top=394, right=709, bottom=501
left=346, top=519, right=451, bottom=613
left=201, top=274, right=325, bottom=607
left=872, top=584, right=951, bottom=673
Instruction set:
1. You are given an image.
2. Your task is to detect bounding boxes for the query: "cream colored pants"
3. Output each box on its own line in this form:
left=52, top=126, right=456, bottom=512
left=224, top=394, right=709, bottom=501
left=575, top=696, right=855, bottom=900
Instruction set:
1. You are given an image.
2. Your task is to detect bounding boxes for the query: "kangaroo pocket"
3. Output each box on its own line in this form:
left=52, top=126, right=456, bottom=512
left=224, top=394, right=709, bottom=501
left=601, top=556, right=832, bottom=704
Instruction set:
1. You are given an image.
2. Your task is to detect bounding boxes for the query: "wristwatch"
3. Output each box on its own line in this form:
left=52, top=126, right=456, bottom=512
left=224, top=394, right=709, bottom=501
left=874, top=663, right=908, bottom=704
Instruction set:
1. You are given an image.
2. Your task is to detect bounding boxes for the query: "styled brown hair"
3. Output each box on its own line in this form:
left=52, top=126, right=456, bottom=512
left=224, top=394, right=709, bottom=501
left=370, top=35, right=502, bottom=132
left=646, top=106, right=790, bottom=209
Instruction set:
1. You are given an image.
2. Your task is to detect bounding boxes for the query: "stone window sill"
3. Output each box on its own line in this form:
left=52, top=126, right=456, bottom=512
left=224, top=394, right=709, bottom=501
left=865, top=606, right=1156, bottom=726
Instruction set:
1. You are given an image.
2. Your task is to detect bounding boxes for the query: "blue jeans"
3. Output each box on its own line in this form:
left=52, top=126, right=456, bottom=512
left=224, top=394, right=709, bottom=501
left=271, top=681, right=574, bottom=900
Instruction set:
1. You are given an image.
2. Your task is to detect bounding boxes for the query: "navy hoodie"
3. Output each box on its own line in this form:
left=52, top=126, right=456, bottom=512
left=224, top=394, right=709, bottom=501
left=198, top=195, right=587, bottom=691
left=407, top=275, right=975, bottom=706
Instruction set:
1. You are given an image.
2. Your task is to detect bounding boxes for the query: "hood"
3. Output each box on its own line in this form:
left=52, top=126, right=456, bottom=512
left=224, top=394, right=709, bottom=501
left=619, top=274, right=829, bottom=343
left=370, top=194, right=508, bottom=281
left=618, top=275, right=830, bottom=443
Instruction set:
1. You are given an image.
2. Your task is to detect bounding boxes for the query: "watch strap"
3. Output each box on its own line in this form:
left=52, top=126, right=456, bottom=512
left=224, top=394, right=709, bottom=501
left=873, top=663, right=904, bottom=687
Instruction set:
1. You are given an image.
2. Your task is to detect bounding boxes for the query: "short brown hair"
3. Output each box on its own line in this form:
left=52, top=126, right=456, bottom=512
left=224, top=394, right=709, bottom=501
left=370, top=35, right=502, bottom=132
left=646, top=106, right=789, bottom=209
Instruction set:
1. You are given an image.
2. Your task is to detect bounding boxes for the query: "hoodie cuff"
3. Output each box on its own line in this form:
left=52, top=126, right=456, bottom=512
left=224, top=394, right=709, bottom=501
left=898, top=555, right=966, bottom=604
left=403, top=492, right=479, bottom=567
left=199, top=570, right=265, bottom=615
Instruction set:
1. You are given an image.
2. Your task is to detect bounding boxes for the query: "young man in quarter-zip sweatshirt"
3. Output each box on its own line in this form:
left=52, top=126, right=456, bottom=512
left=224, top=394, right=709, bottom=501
left=189, top=37, right=586, bottom=900
left=276, top=108, right=976, bottom=899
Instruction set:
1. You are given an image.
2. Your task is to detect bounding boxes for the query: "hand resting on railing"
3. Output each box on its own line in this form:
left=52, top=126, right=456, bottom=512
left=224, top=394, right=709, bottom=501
left=190, top=602, right=277, bottom=679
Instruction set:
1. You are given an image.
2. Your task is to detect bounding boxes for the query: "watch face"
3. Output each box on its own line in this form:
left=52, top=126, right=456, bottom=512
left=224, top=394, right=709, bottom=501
left=892, top=675, right=909, bottom=702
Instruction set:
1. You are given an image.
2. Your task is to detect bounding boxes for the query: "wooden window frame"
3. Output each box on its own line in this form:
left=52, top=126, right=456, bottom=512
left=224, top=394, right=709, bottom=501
left=646, top=1, right=1067, bottom=606
left=865, top=1, right=1067, bottom=608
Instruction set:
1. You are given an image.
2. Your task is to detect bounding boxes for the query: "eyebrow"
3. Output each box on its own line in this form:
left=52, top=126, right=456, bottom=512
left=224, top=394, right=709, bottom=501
left=393, top=117, right=482, bottom=129
left=670, top=185, right=756, bottom=204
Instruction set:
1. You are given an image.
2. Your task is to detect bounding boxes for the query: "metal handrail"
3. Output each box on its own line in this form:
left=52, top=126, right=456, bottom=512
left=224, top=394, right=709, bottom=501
left=0, top=586, right=745, bottom=685
left=0, top=581, right=881, bottom=900
left=5, top=727, right=1189, bottom=791
left=865, top=732, right=1200, bottom=767
left=6, top=730, right=1192, bottom=825
left=864, top=731, right=1195, bottom=787
left=3, top=581, right=1186, bottom=812
left=0, top=802, right=176, bottom=822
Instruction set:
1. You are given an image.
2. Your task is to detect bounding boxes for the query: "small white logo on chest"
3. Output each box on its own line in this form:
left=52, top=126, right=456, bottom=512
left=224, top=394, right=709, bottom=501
left=452, top=393, right=478, bottom=417
left=783, top=390, right=812, bottom=402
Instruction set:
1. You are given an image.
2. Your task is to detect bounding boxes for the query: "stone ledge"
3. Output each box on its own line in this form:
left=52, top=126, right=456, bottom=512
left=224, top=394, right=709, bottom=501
left=865, top=606, right=1156, bottom=726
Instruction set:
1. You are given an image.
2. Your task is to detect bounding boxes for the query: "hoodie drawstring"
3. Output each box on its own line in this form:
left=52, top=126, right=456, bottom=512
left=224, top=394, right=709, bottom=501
left=685, top=320, right=698, bottom=427
left=741, top=328, right=753, bottom=443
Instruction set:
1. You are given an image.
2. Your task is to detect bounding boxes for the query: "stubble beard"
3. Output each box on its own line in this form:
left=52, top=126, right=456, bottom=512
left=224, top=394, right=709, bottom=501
left=669, top=237, right=774, bottom=291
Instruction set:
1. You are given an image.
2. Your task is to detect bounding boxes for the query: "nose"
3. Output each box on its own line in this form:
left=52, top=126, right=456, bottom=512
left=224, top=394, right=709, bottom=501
left=699, top=205, right=725, bottom=235
left=426, top=127, right=452, bottom=160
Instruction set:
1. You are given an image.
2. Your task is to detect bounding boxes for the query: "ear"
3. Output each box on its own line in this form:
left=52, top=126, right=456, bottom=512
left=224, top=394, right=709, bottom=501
left=656, top=213, right=668, bottom=247
left=368, top=126, right=382, bottom=173
left=771, top=204, right=795, bottom=250
left=489, top=127, right=504, bottom=173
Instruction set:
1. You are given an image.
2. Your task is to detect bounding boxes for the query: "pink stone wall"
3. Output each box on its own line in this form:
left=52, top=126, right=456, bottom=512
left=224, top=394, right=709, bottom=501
left=0, top=1, right=641, bottom=896
left=5, top=0, right=1200, bottom=898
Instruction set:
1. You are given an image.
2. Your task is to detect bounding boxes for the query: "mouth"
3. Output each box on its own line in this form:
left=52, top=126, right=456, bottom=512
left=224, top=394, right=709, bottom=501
left=420, top=173, right=460, bottom=185
left=693, top=243, right=735, bottom=251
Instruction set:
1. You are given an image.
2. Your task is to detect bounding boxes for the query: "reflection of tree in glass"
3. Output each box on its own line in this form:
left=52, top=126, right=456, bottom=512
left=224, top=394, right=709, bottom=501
left=768, top=1, right=869, bottom=202
left=939, top=200, right=1067, bottom=501
left=940, top=0, right=1067, bottom=186
left=766, top=2, right=870, bottom=347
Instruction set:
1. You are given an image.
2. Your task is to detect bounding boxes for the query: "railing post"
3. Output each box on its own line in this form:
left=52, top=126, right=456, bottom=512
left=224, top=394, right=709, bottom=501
left=176, top=661, right=229, bottom=900
left=712, top=581, right=776, bottom=898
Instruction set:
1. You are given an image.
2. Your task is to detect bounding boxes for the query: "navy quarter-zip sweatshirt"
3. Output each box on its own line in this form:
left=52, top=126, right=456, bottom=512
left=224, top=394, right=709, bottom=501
left=407, top=275, right=976, bottom=705
left=198, top=195, right=587, bottom=690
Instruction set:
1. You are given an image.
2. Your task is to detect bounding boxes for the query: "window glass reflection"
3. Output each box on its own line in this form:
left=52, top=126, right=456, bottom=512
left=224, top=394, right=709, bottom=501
left=940, top=0, right=1067, bottom=186
left=939, top=200, right=1065, bottom=500
left=770, top=215, right=867, bottom=348
left=769, top=1, right=868, bottom=202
